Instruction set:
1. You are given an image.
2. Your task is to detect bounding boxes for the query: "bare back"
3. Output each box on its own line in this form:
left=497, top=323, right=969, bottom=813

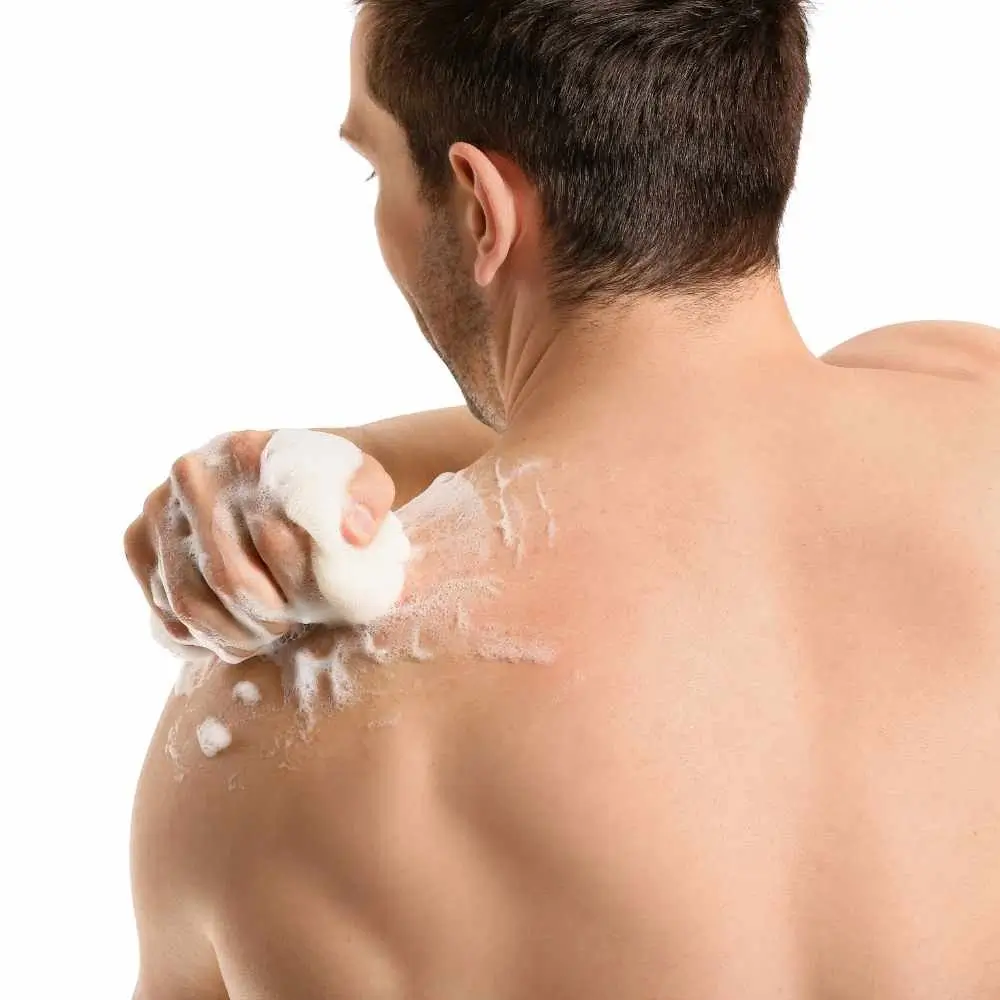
left=134, top=360, right=1000, bottom=1000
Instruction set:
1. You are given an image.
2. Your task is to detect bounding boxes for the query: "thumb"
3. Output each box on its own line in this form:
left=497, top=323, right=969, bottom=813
left=342, top=452, right=397, bottom=547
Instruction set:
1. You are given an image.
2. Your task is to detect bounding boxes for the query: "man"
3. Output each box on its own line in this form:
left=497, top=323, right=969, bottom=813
left=127, top=2, right=1000, bottom=997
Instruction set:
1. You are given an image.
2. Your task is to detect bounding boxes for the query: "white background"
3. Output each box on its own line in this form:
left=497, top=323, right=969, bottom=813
left=0, top=1, right=997, bottom=995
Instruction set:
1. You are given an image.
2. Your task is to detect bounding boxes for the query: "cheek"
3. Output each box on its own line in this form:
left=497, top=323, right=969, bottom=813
left=374, top=185, right=424, bottom=293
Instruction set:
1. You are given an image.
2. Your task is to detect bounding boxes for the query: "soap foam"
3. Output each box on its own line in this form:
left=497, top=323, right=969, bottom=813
left=477, top=626, right=557, bottom=664
left=157, top=447, right=562, bottom=747
left=197, top=717, right=232, bottom=758
left=266, top=461, right=561, bottom=715
left=164, top=719, right=187, bottom=781
left=232, top=680, right=262, bottom=705
left=535, top=479, right=557, bottom=547
left=399, top=470, right=493, bottom=558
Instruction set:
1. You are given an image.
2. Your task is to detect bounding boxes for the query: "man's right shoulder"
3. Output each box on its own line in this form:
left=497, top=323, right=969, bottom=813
left=821, top=320, right=1000, bottom=385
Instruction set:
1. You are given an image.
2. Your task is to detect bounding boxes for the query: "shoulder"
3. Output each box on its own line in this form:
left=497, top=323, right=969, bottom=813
left=130, top=454, right=561, bottom=991
left=130, top=661, right=266, bottom=998
left=132, top=651, right=399, bottom=847
left=821, top=320, right=1000, bottom=385
left=131, top=622, right=489, bottom=864
left=130, top=647, right=419, bottom=996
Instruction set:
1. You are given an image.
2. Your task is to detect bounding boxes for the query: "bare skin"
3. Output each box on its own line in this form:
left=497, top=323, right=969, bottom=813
left=131, top=319, right=1000, bottom=1000
left=130, top=9, right=1000, bottom=998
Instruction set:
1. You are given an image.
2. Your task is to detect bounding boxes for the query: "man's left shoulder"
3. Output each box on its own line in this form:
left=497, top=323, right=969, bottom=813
left=822, top=320, right=1000, bottom=384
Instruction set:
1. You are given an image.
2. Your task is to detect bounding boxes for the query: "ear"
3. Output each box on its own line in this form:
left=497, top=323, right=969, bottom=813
left=448, top=142, right=519, bottom=288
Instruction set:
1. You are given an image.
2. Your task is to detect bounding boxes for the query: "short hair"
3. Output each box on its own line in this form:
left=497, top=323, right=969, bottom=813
left=357, top=0, right=812, bottom=312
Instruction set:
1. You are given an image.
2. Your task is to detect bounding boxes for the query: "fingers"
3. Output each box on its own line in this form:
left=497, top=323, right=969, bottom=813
left=171, top=452, right=288, bottom=617
left=151, top=492, right=260, bottom=662
left=126, top=487, right=196, bottom=644
left=166, top=457, right=289, bottom=656
left=226, top=429, right=272, bottom=478
left=343, top=453, right=397, bottom=547
left=244, top=510, right=320, bottom=612
left=126, top=431, right=397, bottom=666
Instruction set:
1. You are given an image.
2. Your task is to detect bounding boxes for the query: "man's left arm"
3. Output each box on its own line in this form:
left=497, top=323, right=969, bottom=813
left=821, top=320, right=1000, bottom=384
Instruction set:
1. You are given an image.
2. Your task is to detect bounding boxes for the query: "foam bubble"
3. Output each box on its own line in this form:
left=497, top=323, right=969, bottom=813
left=196, top=717, right=232, bottom=758
left=232, top=680, right=262, bottom=705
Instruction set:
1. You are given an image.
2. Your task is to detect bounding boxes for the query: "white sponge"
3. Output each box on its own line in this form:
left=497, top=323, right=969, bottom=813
left=259, top=429, right=412, bottom=627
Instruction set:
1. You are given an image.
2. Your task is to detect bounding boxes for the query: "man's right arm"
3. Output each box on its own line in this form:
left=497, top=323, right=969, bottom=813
left=320, top=405, right=498, bottom=509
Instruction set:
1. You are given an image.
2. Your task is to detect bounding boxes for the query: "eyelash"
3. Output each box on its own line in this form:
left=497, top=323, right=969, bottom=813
left=365, top=171, right=376, bottom=183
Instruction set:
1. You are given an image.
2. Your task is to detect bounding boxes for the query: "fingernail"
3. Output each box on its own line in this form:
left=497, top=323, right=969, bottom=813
left=345, top=502, right=377, bottom=543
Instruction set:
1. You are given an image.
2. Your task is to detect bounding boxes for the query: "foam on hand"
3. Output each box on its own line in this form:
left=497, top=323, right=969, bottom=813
left=259, top=429, right=412, bottom=627
left=150, top=612, right=218, bottom=674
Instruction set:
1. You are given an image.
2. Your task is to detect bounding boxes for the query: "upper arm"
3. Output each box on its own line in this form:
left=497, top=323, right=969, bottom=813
left=358, top=406, right=499, bottom=508
left=821, top=320, right=1000, bottom=384
left=131, top=695, right=231, bottom=1000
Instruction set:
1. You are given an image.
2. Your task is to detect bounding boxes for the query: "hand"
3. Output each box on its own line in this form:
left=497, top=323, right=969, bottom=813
left=124, top=430, right=397, bottom=663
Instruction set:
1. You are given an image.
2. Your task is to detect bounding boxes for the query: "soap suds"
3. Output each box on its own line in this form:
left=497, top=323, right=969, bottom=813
left=261, top=460, right=564, bottom=715
left=410, top=628, right=433, bottom=662
left=367, top=712, right=402, bottom=729
left=327, top=646, right=358, bottom=707
left=155, top=447, right=563, bottom=750
left=171, top=654, right=214, bottom=697
left=535, top=479, right=557, bottom=547
left=400, top=470, right=494, bottom=561
left=508, top=495, right=527, bottom=564
left=199, top=433, right=234, bottom=473
left=164, top=719, right=187, bottom=781
left=232, top=680, right=262, bottom=705
left=360, top=626, right=392, bottom=665
left=477, top=630, right=557, bottom=664
left=197, top=717, right=232, bottom=758
left=492, top=458, right=554, bottom=559
left=293, top=652, right=323, bottom=718
left=495, top=459, right=516, bottom=549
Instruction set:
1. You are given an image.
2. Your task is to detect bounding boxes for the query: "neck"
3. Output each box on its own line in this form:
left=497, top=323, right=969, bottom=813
left=491, top=274, right=823, bottom=452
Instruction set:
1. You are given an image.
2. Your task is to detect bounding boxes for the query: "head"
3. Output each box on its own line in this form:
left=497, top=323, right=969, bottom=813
left=341, top=1, right=812, bottom=430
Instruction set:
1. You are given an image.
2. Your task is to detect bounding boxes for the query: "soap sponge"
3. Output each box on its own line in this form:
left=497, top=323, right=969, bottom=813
left=258, top=429, right=412, bottom=626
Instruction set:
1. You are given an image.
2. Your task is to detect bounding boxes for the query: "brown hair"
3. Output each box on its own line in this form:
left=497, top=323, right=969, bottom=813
left=357, top=0, right=811, bottom=311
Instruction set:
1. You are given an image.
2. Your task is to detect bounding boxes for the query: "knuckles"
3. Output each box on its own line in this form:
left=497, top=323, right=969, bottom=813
left=227, top=430, right=271, bottom=477
left=169, top=454, right=198, bottom=496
